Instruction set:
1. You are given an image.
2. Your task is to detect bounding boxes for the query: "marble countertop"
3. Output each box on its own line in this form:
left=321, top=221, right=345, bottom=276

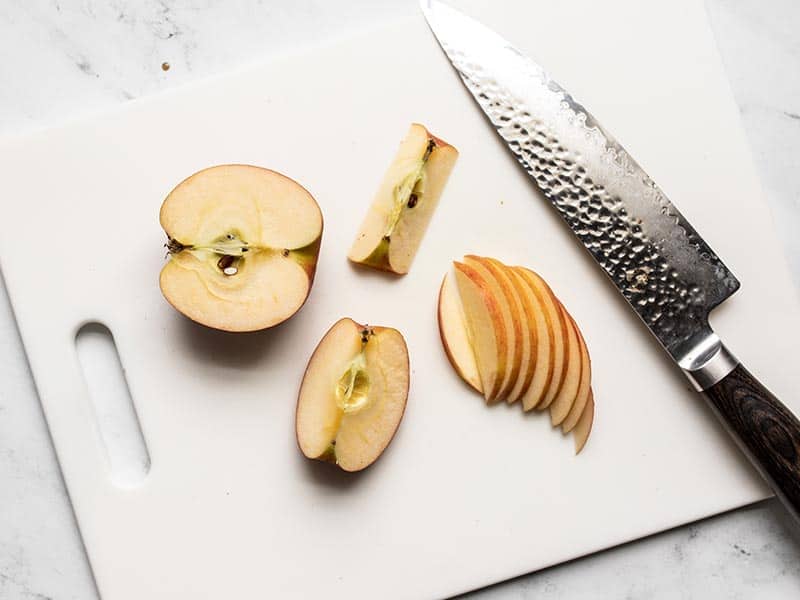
left=1, top=1, right=799, bottom=598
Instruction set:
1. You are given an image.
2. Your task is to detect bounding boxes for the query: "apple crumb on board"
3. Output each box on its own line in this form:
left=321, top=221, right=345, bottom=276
left=347, top=123, right=458, bottom=275
left=438, top=255, right=594, bottom=454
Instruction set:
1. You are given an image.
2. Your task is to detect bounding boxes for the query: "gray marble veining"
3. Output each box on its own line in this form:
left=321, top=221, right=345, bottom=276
left=1, top=1, right=799, bottom=599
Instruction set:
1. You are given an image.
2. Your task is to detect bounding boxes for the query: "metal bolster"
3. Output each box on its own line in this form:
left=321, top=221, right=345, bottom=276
left=677, top=329, right=739, bottom=391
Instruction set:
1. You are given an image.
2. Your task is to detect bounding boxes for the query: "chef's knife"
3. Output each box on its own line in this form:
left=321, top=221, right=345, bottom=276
left=421, top=0, right=800, bottom=520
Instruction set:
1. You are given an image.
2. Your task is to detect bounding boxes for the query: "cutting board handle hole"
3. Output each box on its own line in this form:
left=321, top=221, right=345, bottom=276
left=76, top=322, right=150, bottom=488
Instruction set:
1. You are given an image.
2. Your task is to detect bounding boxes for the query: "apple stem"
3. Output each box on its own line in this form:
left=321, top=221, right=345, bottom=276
left=165, top=237, right=187, bottom=254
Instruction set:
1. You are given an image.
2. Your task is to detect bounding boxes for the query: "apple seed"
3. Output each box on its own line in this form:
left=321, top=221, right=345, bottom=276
left=422, top=138, right=436, bottom=162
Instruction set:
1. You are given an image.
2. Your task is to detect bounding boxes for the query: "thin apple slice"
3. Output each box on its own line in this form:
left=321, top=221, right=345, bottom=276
left=549, top=303, right=582, bottom=426
left=453, top=261, right=508, bottom=403
left=348, top=124, right=458, bottom=274
left=573, top=390, right=595, bottom=454
left=437, top=271, right=482, bottom=393
left=159, top=164, right=322, bottom=332
left=489, top=259, right=535, bottom=404
left=510, top=268, right=553, bottom=411
left=296, top=318, right=409, bottom=472
left=515, top=268, right=568, bottom=410
left=561, top=315, right=592, bottom=434
left=464, top=256, right=522, bottom=403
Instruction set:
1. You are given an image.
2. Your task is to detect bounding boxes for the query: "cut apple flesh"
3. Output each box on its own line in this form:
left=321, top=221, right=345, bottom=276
left=438, top=272, right=482, bottom=393
left=573, top=390, right=594, bottom=454
left=512, top=268, right=553, bottom=411
left=453, top=262, right=508, bottom=402
left=524, top=270, right=569, bottom=411
left=296, top=318, right=409, bottom=472
left=159, top=164, right=322, bottom=332
left=491, top=259, right=536, bottom=404
left=463, top=256, right=522, bottom=403
left=561, top=316, right=592, bottom=434
left=548, top=304, right=582, bottom=426
left=515, top=268, right=567, bottom=411
left=348, top=123, right=458, bottom=274
left=436, top=256, right=596, bottom=453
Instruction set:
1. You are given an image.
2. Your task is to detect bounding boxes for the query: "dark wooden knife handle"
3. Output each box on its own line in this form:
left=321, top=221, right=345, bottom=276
left=703, top=363, right=800, bottom=520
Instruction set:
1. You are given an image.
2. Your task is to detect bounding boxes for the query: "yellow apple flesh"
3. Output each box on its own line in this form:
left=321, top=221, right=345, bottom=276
left=463, top=256, right=523, bottom=403
left=548, top=304, right=582, bottom=426
left=438, top=272, right=482, bottom=393
left=515, top=268, right=567, bottom=411
left=493, top=260, right=536, bottom=404
left=296, top=318, right=409, bottom=472
left=573, top=390, right=595, bottom=454
left=453, top=261, right=508, bottom=402
left=535, top=292, right=570, bottom=409
left=159, top=164, right=322, bottom=332
left=511, top=267, right=554, bottom=411
left=348, top=124, right=458, bottom=274
left=561, top=316, right=592, bottom=434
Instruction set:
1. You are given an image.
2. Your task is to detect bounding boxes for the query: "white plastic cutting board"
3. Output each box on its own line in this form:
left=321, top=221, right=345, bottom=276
left=1, top=1, right=799, bottom=598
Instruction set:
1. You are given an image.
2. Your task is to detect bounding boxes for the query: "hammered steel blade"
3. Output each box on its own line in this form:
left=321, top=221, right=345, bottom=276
left=421, top=0, right=740, bottom=366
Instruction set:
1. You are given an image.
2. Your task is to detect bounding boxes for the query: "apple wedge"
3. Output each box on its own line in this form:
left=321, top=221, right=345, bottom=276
left=515, top=268, right=568, bottom=411
left=438, top=271, right=482, bottom=393
left=463, top=256, right=523, bottom=403
left=453, top=261, right=508, bottom=402
left=348, top=124, right=458, bottom=274
left=509, top=268, right=553, bottom=411
left=561, top=315, right=592, bottom=434
left=159, top=164, right=322, bottom=332
left=296, top=318, right=409, bottom=472
left=573, top=390, right=594, bottom=454
left=548, top=304, right=582, bottom=426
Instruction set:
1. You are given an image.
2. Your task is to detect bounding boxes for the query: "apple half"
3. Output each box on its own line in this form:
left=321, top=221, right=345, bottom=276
left=348, top=124, right=458, bottom=274
left=159, top=164, right=322, bottom=332
left=296, top=318, right=409, bottom=472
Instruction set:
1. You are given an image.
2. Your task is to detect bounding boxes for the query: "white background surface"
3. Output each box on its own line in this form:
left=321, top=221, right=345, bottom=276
left=0, top=1, right=799, bottom=598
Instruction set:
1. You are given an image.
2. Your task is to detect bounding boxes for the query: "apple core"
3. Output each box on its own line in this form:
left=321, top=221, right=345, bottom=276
left=335, top=351, right=371, bottom=414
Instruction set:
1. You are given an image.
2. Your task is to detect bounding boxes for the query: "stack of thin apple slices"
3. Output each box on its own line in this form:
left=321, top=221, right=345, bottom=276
left=438, top=256, right=595, bottom=453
